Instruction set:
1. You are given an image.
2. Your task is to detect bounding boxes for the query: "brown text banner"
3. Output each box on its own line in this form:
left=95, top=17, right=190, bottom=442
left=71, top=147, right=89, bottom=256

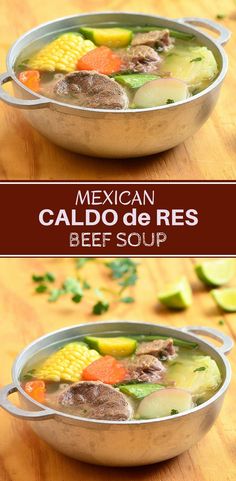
left=0, top=182, right=234, bottom=256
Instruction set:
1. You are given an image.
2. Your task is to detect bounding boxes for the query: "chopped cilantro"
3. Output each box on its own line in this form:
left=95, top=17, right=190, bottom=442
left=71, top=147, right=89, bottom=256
left=93, top=300, right=110, bottom=315
left=72, top=293, right=83, bottom=303
left=32, top=272, right=55, bottom=283
left=194, top=366, right=206, bottom=372
left=170, top=409, right=179, bottom=415
left=106, top=259, right=137, bottom=279
left=82, top=280, right=91, bottom=290
left=190, top=57, right=203, bottom=63
left=48, top=289, right=63, bottom=302
left=32, top=274, right=45, bottom=283
left=35, top=284, right=47, bottom=294
left=33, top=258, right=139, bottom=313
left=45, top=272, right=55, bottom=282
left=120, top=296, right=135, bottom=303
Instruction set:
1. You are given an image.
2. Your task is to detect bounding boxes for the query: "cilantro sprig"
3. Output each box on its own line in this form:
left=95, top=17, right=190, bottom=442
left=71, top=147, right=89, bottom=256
left=33, top=273, right=84, bottom=304
left=106, top=259, right=138, bottom=291
left=32, top=258, right=139, bottom=315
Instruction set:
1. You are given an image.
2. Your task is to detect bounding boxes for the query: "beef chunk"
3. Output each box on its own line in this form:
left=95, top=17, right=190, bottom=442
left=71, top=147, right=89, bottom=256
left=54, top=71, right=129, bottom=110
left=58, top=381, right=132, bottom=421
left=124, top=354, right=165, bottom=383
left=121, top=46, right=161, bottom=73
left=136, top=339, right=177, bottom=361
left=131, top=29, right=174, bottom=51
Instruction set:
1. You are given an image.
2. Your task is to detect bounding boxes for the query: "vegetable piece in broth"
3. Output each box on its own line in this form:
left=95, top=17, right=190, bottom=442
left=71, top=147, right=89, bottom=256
left=161, top=45, right=218, bottom=91
left=114, top=73, right=159, bottom=89
left=166, top=354, right=222, bottom=398
left=119, top=382, right=164, bottom=399
left=35, top=342, right=100, bottom=382
left=79, top=27, right=133, bottom=48
left=137, top=388, right=193, bottom=419
left=77, top=46, right=122, bottom=75
left=133, top=78, right=189, bottom=108
left=82, top=355, right=127, bottom=384
left=27, top=33, right=95, bottom=72
left=85, top=336, right=137, bottom=357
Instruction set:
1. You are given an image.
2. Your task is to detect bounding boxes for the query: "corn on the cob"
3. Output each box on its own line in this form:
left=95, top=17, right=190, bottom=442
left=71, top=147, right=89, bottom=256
left=28, top=33, right=95, bottom=73
left=36, top=342, right=100, bottom=382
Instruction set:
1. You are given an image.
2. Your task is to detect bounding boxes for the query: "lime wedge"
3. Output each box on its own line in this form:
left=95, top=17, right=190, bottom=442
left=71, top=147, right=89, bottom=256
left=211, top=288, right=236, bottom=312
left=158, top=276, right=192, bottom=310
left=195, top=259, right=235, bottom=287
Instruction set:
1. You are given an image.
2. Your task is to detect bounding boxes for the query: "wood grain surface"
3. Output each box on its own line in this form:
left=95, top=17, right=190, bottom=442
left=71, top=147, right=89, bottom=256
left=0, top=257, right=235, bottom=481
left=0, top=0, right=236, bottom=180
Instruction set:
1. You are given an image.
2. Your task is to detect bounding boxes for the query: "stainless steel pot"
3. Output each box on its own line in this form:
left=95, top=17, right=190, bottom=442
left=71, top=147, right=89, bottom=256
left=0, top=13, right=231, bottom=158
left=0, top=321, right=233, bottom=466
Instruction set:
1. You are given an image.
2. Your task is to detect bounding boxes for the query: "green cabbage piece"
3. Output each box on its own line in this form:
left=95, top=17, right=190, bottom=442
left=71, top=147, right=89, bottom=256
left=161, top=45, right=219, bottom=92
left=166, top=354, right=222, bottom=398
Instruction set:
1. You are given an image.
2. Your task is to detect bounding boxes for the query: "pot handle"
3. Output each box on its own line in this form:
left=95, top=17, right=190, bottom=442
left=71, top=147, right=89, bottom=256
left=181, top=326, right=234, bottom=355
left=0, top=383, right=55, bottom=420
left=176, top=17, right=231, bottom=45
left=0, top=72, right=50, bottom=109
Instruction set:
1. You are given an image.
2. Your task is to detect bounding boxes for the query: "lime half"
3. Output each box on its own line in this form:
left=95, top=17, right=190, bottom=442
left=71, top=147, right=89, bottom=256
left=158, top=276, right=192, bottom=310
left=195, top=259, right=235, bottom=287
left=211, top=288, right=236, bottom=312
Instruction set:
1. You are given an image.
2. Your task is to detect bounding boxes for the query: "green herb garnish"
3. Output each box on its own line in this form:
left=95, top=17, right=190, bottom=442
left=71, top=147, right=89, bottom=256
left=93, top=300, right=110, bottom=315
left=106, top=258, right=137, bottom=280
left=190, top=57, right=203, bottom=63
left=166, top=98, right=175, bottom=104
left=35, top=284, right=47, bottom=293
left=218, top=319, right=225, bottom=325
left=83, top=280, right=91, bottom=290
left=48, top=289, right=64, bottom=302
left=216, top=14, right=226, bottom=19
left=33, top=258, right=139, bottom=314
left=72, top=293, right=83, bottom=303
left=32, top=274, right=45, bottom=283
left=45, top=272, right=55, bottom=282
left=106, top=259, right=138, bottom=298
left=22, top=369, right=36, bottom=381
left=170, top=409, right=179, bottom=415
left=194, top=366, right=206, bottom=372
left=120, top=296, right=135, bottom=303
left=47, top=278, right=83, bottom=303
left=32, top=272, right=55, bottom=283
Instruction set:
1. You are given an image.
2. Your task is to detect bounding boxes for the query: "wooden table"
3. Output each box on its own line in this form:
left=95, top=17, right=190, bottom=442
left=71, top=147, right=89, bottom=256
left=0, top=0, right=236, bottom=180
left=0, top=257, right=235, bottom=481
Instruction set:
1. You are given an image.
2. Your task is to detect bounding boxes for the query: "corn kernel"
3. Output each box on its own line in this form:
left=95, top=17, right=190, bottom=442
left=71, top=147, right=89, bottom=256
left=27, top=33, right=95, bottom=73
left=36, top=342, right=100, bottom=382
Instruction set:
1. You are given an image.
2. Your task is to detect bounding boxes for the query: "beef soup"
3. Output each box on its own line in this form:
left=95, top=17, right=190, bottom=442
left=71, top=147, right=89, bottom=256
left=15, top=23, right=219, bottom=110
left=21, top=333, right=222, bottom=421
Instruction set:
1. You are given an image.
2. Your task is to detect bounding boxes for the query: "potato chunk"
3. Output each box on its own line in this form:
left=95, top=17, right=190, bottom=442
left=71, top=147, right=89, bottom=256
left=137, top=388, right=192, bottom=419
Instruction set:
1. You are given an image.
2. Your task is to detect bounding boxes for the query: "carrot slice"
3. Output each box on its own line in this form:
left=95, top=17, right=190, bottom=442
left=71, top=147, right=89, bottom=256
left=24, top=380, right=46, bottom=402
left=82, top=355, right=127, bottom=384
left=76, top=46, right=122, bottom=75
left=18, top=70, right=40, bottom=92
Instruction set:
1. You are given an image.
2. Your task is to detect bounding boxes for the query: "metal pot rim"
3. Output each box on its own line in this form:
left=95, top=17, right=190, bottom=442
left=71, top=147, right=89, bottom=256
left=6, top=11, right=229, bottom=114
left=11, top=320, right=232, bottom=426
